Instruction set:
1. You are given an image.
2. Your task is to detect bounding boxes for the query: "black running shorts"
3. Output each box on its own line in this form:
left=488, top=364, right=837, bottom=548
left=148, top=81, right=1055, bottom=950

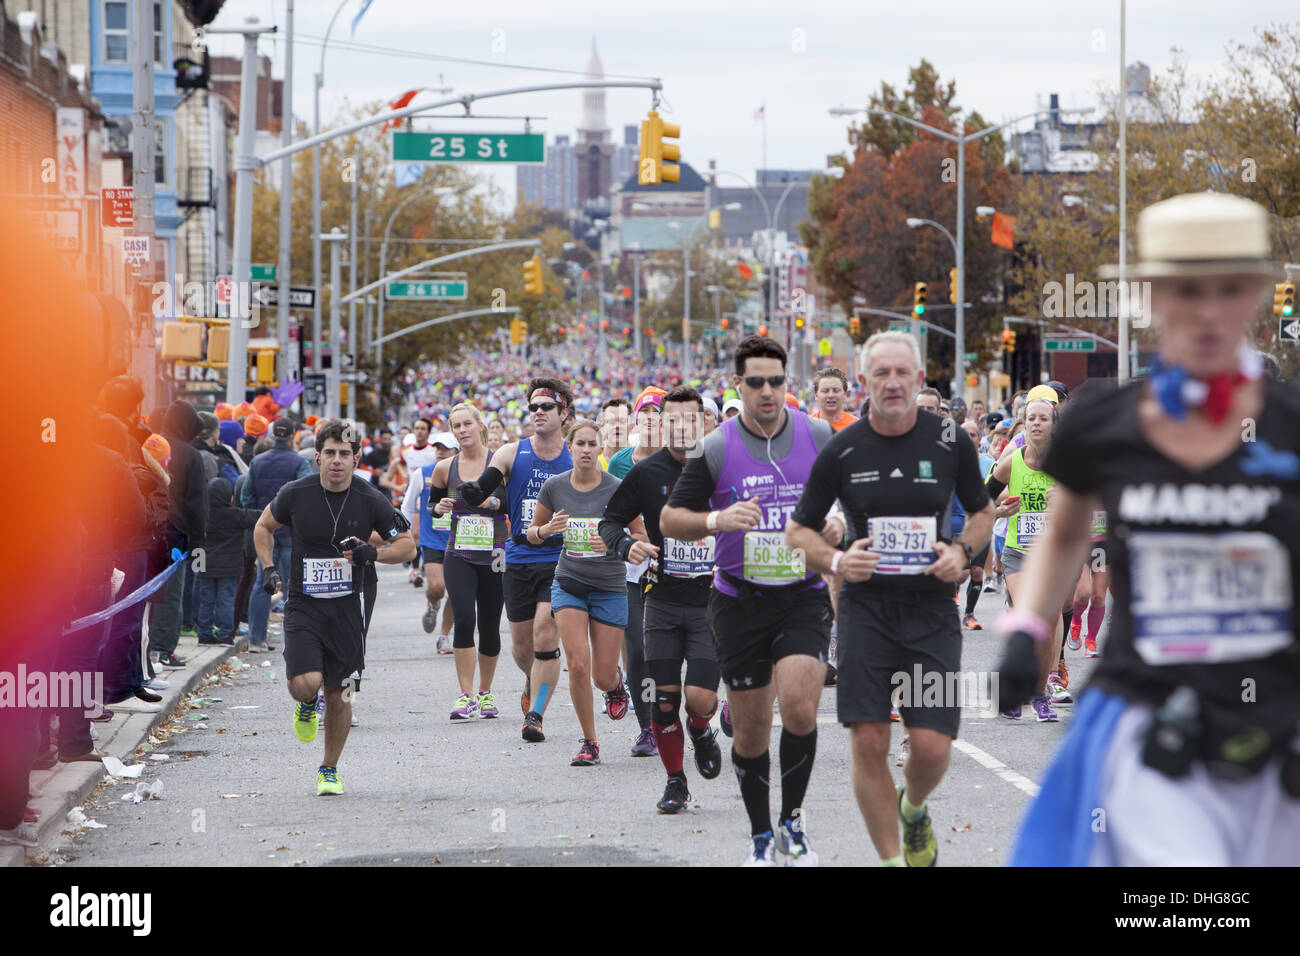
left=706, top=585, right=831, bottom=691
left=836, top=587, right=962, bottom=737
left=422, top=547, right=445, bottom=565
left=644, top=597, right=715, bottom=667
left=504, top=561, right=557, bottom=623
left=282, top=592, right=367, bottom=688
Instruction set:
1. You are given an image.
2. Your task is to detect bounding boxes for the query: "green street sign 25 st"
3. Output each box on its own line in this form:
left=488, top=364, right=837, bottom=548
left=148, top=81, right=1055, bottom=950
left=387, top=280, right=468, bottom=301
left=1044, top=338, right=1096, bottom=352
left=392, top=132, right=545, bottom=165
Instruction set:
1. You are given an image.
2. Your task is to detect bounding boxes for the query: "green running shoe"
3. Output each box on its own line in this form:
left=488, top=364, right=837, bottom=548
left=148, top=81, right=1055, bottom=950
left=294, top=699, right=319, bottom=742
left=317, top=765, right=342, bottom=796
left=898, top=787, right=937, bottom=867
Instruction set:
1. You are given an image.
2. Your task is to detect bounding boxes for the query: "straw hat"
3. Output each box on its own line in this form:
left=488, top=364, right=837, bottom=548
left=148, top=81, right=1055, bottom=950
left=1103, top=192, right=1277, bottom=279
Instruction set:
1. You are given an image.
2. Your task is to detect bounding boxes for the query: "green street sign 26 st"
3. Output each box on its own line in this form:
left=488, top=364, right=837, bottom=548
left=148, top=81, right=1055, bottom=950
left=1044, top=338, right=1096, bottom=352
left=392, top=132, right=545, bottom=165
left=386, top=280, right=468, bottom=301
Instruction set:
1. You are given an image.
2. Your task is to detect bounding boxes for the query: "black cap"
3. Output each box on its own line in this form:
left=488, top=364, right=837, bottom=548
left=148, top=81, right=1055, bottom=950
left=985, top=412, right=1004, bottom=429
left=1046, top=380, right=1069, bottom=402
left=271, top=418, right=295, bottom=441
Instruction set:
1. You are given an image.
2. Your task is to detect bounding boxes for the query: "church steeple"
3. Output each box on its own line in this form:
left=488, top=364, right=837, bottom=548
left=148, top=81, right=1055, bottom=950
left=579, top=37, right=608, bottom=142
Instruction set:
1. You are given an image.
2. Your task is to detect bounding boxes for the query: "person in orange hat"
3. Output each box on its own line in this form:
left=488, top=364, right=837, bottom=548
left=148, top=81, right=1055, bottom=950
left=305, top=414, right=319, bottom=428
left=251, top=392, right=280, bottom=420
left=784, top=393, right=801, bottom=411
left=234, top=401, right=257, bottom=419
left=143, top=433, right=171, bottom=468
left=243, top=414, right=270, bottom=439
left=214, top=403, right=235, bottom=421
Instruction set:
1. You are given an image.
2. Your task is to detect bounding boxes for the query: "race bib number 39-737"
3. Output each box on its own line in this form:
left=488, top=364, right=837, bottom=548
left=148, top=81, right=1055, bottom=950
left=867, top=516, right=936, bottom=574
left=1129, top=531, right=1293, bottom=664
left=302, top=557, right=352, bottom=598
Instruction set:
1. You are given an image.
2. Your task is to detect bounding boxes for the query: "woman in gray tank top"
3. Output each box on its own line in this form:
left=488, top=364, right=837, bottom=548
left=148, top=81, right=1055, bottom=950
left=530, top=420, right=651, bottom=766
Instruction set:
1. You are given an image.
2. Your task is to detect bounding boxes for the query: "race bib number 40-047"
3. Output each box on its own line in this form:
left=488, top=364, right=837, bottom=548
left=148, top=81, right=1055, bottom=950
left=664, top=535, right=715, bottom=578
left=867, top=516, right=936, bottom=574
left=302, top=557, right=352, bottom=598
left=742, top=531, right=805, bottom=586
left=1129, top=531, right=1293, bottom=664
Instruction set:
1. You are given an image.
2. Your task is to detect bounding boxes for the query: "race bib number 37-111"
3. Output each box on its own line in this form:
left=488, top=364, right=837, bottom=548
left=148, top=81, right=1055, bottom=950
left=867, top=516, right=936, bottom=574
left=302, top=557, right=352, bottom=598
left=1129, top=531, right=1293, bottom=664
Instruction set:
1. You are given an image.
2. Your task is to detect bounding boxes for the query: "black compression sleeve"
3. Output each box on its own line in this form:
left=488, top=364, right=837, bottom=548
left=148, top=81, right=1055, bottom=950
left=986, top=474, right=1007, bottom=499
left=459, top=466, right=503, bottom=506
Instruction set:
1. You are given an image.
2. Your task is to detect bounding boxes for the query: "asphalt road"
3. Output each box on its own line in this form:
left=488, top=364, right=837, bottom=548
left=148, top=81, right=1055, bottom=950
left=52, top=564, right=1108, bottom=867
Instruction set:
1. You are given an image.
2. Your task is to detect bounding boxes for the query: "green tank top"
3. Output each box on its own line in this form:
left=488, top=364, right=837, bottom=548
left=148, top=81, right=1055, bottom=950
left=1005, top=447, right=1055, bottom=551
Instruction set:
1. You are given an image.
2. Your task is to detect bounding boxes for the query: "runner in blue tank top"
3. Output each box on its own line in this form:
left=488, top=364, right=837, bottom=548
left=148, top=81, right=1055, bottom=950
left=459, top=378, right=573, bottom=744
left=662, top=337, right=842, bottom=867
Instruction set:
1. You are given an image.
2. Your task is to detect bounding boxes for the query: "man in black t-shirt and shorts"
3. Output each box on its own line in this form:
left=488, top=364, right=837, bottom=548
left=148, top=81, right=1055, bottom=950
left=254, top=420, right=415, bottom=796
left=788, top=332, right=993, bottom=867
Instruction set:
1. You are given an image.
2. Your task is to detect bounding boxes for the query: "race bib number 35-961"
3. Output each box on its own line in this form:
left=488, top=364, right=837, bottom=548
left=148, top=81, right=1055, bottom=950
left=1129, top=531, right=1293, bottom=664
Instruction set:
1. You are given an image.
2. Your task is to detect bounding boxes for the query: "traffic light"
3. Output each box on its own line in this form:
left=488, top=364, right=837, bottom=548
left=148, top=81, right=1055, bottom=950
left=638, top=110, right=681, bottom=185
left=757, top=325, right=769, bottom=337
left=949, top=267, right=958, bottom=304
left=1275, top=282, right=1296, bottom=317
left=510, top=318, right=527, bottom=344
left=522, top=255, right=544, bottom=295
left=255, top=349, right=276, bottom=384
left=622, top=326, right=631, bottom=335
left=795, top=316, right=804, bottom=329
left=720, top=318, right=729, bottom=329
left=1001, top=328, right=1016, bottom=352
left=913, top=282, right=928, bottom=316
left=966, top=373, right=978, bottom=387
left=850, top=316, right=860, bottom=335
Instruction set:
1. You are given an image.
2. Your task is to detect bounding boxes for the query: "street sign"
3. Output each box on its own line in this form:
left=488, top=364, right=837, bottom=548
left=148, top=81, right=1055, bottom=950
left=386, top=280, right=468, bottom=300
left=391, top=131, right=545, bottom=165
left=101, top=187, right=133, bottom=227
left=888, top=323, right=926, bottom=335
left=1281, top=317, right=1300, bottom=342
left=250, top=263, right=276, bottom=282
left=340, top=370, right=371, bottom=384
left=122, top=235, right=150, bottom=270
left=302, top=372, right=327, bottom=407
left=964, top=352, right=978, bottom=362
left=254, top=285, right=317, bottom=309
left=1044, top=338, right=1096, bottom=352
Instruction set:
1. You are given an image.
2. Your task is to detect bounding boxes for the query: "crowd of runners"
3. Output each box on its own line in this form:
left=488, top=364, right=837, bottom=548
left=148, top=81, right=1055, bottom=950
left=9, top=191, right=1298, bottom=867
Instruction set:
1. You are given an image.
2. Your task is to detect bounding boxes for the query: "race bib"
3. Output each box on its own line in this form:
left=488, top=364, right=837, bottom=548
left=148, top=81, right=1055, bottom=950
left=302, top=557, right=352, bottom=598
left=431, top=512, right=452, bottom=532
left=454, top=514, right=495, bottom=551
left=520, top=498, right=538, bottom=526
left=868, top=516, right=936, bottom=575
left=1017, top=511, right=1047, bottom=547
left=563, top=518, right=601, bottom=558
left=742, top=531, right=805, bottom=585
left=1129, top=531, right=1293, bottom=665
left=1090, top=510, right=1108, bottom=540
left=664, top=535, right=715, bottom=579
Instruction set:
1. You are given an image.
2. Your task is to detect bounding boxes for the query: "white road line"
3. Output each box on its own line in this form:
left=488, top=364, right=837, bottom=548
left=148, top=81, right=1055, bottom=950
left=951, top=739, right=1040, bottom=796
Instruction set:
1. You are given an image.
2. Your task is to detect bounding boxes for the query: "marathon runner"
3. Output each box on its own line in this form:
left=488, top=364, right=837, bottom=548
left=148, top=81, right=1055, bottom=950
left=661, top=336, right=842, bottom=866
left=809, top=367, right=858, bottom=433
left=787, top=331, right=992, bottom=867
left=600, top=386, right=723, bottom=812
left=1004, top=192, right=1300, bottom=865
left=428, top=404, right=508, bottom=720
left=598, top=397, right=631, bottom=471
left=401, top=432, right=458, bottom=651
left=254, top=420, right=414, bottom=795
left=458, top=378, right=573, bottom=743
left=987, top=392, right=1065, bottom=721
left=532, top=419, right=642, bottom=766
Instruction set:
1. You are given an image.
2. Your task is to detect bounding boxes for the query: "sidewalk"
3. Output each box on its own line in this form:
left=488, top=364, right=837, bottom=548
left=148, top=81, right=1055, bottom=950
left=3, top=635, right=251, bottom=866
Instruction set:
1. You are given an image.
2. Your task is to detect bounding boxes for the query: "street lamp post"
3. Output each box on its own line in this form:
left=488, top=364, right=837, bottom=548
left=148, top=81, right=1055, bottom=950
left=829, top=106, right=1093, bottom=394
left=320, top=228, right=348, bottom=419
left=312, top=0, right=351, bottom=385
left=376, top=186, right=455, bottom=372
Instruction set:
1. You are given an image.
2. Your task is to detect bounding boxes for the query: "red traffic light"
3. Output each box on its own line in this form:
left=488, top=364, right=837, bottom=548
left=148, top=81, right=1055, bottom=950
left=600, top=320, right=608, bottom=330
left=757, top=324, right=769, bottom=337
left=1001, top=328, right=1013, bottom=342
left=558, top=326, right=567, bottom=335
left=622, top=326, right=631, bottom=335
left=647, top=328, right=655, bottom=336
left=721, top=318, right=729, bottom=329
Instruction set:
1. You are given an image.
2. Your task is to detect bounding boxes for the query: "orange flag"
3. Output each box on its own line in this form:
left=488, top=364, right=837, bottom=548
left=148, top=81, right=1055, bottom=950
left=737, top=262, right=754, bottom=279
left=991, top=211, right=1016, bottom=250
left=381, top=89, right=420, bottom=133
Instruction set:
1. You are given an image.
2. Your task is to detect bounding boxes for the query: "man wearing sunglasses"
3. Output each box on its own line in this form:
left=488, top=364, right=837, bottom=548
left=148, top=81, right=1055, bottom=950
left=459, top=379, right=574, bottom=744
left=661, top=336, right=842, bottom=866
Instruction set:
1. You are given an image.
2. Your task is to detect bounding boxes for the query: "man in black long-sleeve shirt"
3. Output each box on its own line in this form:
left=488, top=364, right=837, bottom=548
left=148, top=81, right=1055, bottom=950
left=599, top=386, right=723, bottom=815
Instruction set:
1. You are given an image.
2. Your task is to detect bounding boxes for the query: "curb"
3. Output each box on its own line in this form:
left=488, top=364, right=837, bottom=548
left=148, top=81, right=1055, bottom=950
left=4, top=637, right=250, bottom=866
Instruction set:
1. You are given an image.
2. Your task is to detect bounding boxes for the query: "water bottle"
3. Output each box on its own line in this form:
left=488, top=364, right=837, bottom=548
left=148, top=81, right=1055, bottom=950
left=1142, top=686, right=1200, bottom=778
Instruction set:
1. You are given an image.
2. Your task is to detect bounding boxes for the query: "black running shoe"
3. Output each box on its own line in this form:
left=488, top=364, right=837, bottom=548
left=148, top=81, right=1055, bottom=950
left=657, top=774, right=691, bottom=814
left=522, top=711, right=545, bottom=743
left=688, top=724, right=723, bottom=779
left=823, top=664, right=837, bottom=687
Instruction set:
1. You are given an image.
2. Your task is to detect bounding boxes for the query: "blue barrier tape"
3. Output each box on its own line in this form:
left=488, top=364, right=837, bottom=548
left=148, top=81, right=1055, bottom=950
left=62, top=550, right=189, bottom=635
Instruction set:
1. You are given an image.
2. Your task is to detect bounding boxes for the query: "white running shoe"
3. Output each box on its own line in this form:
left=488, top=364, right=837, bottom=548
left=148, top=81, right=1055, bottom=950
left=743, top=831, right=777, bottom=866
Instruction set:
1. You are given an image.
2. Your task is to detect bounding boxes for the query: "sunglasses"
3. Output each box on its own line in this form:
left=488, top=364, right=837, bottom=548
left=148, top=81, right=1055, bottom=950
left=528, top=401, right=560, bottom=413
left=742, top=375, right=786, bottom=389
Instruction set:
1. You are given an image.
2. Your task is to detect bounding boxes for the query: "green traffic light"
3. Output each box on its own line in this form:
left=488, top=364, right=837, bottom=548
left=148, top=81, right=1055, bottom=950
left=1285, top=305, right=1294, bottom=316
left=914, top=305, right=925, bottom=315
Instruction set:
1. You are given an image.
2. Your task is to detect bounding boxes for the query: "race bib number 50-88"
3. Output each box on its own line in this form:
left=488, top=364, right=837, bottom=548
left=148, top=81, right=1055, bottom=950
left=1129, top=531, right=1293, bottom=664
left=742, top=531, right=805, bottom=585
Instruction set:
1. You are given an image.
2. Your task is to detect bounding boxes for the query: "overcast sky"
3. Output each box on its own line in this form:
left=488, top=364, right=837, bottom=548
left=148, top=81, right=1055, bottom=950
left=205, top=0, right=1297, bottom=211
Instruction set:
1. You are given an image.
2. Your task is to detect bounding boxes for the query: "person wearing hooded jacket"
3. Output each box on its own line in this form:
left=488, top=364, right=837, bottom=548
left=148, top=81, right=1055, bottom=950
left=196, top=476, right=261, bottom=645
left=147, top=400, right=209, bottom=668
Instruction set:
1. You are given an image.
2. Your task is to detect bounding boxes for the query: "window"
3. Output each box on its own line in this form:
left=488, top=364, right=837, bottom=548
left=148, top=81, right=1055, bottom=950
left=104, top=116, right=169, bottom=187
left=103, top=1, right=127, bottom=63
left=102, top=1, right=164, bottom=65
